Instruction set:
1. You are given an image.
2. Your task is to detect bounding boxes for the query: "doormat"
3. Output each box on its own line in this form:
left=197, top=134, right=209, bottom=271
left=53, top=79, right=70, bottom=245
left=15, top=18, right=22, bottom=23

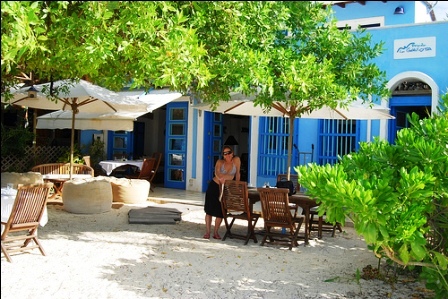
left=128, top=203, right=194, bottom=224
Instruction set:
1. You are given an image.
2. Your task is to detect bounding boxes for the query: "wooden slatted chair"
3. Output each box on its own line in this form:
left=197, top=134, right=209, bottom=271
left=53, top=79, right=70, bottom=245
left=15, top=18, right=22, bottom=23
left=277, top=174, right=343, bottom=239
left=257, top=187, right=305, bottom=250
left=125, top=158, right=156, bottom=181
left=1, top=182, right=53, bottom=262
left=221, top=180, right=260, bottom=245
left=276, top=174, right=300, bottom=217
left=308, top=207, right=343, bottom=239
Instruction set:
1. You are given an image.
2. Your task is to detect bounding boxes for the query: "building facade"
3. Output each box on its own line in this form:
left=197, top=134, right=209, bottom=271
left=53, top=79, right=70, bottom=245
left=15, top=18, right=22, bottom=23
left=78, top=1, right=447, bottom=192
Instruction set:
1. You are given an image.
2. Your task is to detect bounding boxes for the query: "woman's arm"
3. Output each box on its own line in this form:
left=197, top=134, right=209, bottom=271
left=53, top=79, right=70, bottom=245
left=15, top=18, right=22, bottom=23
left=214, top=159, right=226, bottom=184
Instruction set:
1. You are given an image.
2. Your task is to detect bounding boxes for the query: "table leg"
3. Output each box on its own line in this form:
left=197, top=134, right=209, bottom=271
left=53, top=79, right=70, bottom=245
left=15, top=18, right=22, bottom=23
left=318, top=216, right=323, bottom=239
left=304, top=207, right=310, bottom=245
left=45, top=179, right=65, bottom=199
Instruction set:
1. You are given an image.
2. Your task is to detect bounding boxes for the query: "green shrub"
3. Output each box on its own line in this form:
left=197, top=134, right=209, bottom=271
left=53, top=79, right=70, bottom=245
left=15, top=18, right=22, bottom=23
left=296, top=92, right=448, bottom=298
left=1, top=124, right=34, bottom=157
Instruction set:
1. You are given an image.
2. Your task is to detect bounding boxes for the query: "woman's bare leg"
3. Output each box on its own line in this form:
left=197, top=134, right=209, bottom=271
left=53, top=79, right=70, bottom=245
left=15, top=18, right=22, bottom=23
left=204, top=214, right=212, bottom=238
left=213, top=217, right=222, bottom=238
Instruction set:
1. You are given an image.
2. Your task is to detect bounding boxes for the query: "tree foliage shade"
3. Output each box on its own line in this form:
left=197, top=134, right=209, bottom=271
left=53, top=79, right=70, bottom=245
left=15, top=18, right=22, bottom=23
left=2, top=1, right=389, bottom=111
left=1, top=1, right=390, bottom=179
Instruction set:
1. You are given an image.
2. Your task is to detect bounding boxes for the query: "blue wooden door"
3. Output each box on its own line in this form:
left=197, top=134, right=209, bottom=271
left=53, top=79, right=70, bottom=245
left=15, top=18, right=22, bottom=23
left=164, top=102, right=188, bottom=189
left=107, top=131, right=134, bottom=160
left=388, top=95, right=431, bottom=143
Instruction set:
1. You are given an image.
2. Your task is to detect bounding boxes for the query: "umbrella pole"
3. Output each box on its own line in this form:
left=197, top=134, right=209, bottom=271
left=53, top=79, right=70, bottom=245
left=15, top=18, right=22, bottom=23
left=33, top=109, right=37, bottom=165
left=70, top=110, right=75, bottom=180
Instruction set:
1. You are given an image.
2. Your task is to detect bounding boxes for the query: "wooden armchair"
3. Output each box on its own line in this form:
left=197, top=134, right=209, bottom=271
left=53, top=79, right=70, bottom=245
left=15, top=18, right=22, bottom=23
left=257, top=187, right=304, bottom=250
left=1, top=183, right=53, bottom=262
left=221, top=180, right=260, bottom=245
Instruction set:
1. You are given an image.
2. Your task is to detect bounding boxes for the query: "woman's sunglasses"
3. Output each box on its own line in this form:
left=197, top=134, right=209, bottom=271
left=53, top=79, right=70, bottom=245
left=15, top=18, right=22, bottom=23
left=222, top=151, right=232, bottom=156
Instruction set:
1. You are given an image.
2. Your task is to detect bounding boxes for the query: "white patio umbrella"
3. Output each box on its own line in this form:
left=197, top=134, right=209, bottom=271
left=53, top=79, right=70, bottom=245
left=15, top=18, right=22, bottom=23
left=2, top=79, right=155, bottom=178
left=36, top=88, right=183, bottom=131
left=194, top=92, right=393, bottom=120
left=36, top=110, right=148, bottom=131
left=193, top=92, right=394, bottom=179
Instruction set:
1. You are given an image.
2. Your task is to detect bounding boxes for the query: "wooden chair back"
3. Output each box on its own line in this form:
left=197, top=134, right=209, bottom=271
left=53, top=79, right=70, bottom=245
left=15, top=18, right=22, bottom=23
left=277, top=173, right=300, bottom=217
left=136, top=158, right=157, bottom=180
left=31, top=163, right=94, bottom=176
left=220, top=180, right=260, bottom=244
left=148, top=152, right=163, bottom=191
left=257, top=187, right=304, bottom=250
left=82, top=156, right=91, bottom=167
left=1, top=182, right=53, bottom=262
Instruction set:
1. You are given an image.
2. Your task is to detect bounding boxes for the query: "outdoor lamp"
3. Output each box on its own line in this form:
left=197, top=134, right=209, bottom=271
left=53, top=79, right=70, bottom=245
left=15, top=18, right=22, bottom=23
left=394, top=6, right=404, bottom=14
left=27, top=86, right=38, bottom=98
left=224, top=135, right=239, bottom=145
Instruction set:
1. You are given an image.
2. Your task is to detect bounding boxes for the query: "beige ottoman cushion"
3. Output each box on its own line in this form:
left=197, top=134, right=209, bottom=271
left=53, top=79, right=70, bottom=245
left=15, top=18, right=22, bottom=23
left=63, top=177, right=112, bottom=214
left=1, top=172, right=44, bottom=189
left=108, top=178, right=150, bottom=204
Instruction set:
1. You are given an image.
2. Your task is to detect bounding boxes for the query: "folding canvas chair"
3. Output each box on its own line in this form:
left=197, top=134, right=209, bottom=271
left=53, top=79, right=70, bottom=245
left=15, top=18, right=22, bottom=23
left=258, top=187, right=305, bottom=250
left=1, top=182, right=53, bottom=262
left=221, top=180, right=260, bottom=245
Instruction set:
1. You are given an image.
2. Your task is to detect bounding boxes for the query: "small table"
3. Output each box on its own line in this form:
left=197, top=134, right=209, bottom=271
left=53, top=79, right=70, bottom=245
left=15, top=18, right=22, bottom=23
left=99, top=160, right=144, bottom=176
left=42, top=174, right=93, bottom=198
left=248, top=188, right=318, bottom=245
left=1, top=188, right=49, bottom=234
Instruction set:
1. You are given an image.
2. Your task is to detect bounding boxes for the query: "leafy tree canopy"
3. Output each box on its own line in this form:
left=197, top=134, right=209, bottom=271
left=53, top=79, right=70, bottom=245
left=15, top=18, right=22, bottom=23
left=1, top=1, right=389, bottom=111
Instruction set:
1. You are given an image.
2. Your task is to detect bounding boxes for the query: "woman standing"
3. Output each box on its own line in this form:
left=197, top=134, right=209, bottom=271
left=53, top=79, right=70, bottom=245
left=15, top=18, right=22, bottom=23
left=203, top=145, right=241, bottom=239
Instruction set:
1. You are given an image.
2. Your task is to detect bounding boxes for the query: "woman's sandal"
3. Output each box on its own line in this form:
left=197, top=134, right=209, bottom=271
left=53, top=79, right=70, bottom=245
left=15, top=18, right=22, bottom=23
left=213, top=233, right=221, bottom=240
left=203, top=233, right=210, bottom=239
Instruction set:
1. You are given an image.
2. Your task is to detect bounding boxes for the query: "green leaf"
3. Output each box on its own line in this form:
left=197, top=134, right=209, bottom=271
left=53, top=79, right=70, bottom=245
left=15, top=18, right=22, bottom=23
left=410, top=242, right=427, bottom=261
left=398, top=244, right=410, bottom=265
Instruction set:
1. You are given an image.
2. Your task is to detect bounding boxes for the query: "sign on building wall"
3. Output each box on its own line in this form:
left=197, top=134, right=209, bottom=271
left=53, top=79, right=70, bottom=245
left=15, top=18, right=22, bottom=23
left=394, top=37, right=436, bottom=59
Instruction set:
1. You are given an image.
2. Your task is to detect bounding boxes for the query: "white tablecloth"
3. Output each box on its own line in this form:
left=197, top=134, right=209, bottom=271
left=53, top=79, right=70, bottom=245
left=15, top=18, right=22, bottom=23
left=99, top=160, right=144, bottom=175
left=1, top=188, right=48, bottom=234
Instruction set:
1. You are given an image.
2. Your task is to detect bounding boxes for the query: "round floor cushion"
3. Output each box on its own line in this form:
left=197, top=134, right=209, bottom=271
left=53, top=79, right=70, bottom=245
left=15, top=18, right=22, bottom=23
left=63, top=177, right=112, bottom=214
left=108, top=178, right=150, bottom=204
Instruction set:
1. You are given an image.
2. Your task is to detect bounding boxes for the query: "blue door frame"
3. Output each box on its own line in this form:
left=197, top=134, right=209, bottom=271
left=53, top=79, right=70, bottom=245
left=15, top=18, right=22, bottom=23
left=164, top=102, right=188, bottom=189
left=202, top=111, right=223, bottom=192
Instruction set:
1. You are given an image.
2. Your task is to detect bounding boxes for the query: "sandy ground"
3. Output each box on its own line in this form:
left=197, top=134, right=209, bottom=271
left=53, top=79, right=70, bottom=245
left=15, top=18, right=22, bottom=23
left=1, top=202, right=433, bottom=299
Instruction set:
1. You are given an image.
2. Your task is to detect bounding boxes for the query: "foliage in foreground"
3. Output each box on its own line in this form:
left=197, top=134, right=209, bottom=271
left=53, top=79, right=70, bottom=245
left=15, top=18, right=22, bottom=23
left=296, top=92, right=448, bottom=298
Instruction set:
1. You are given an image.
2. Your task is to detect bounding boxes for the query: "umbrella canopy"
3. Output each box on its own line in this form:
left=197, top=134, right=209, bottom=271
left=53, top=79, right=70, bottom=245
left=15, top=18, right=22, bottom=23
left=36, top=88, right=183, bottom=131
left=193, top=93, right=394, bottom=120
left=118, top=88, right=183, bottom=112
left=2, top=79, right=155, bottom=178
left=36, top=110, right=148, bottom=131
left=193, top=93, right=394, bottom=179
